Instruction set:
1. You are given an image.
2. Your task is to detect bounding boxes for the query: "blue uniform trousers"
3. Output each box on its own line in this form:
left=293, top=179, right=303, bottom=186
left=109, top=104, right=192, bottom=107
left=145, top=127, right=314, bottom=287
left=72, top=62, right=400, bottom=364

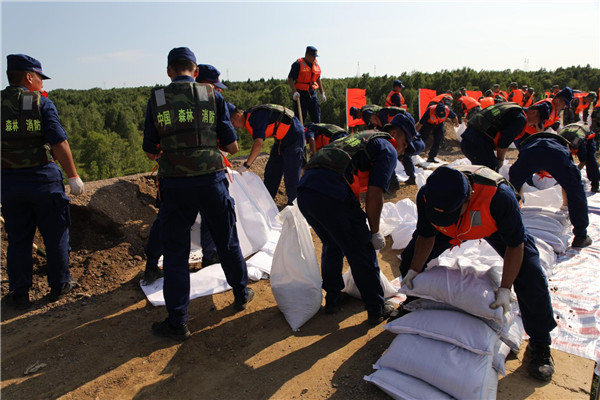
left=160, top=179, right=248, bottom=326
left=583, top=139, right=600, bottom=186
left=461, top=126, right=499, bottom=170
left=264, top=120, right=305, bottom=205
left=421, top=123, right=445, bottom=161
left=293, top=90, right=321, bottom=124
left=509, top=146, right=589, bottom=236
left=297, top=187, right=385, bottom=316
left=399, top=230, right=556, bottom=345
left=1, top=179, right=71, bottom=294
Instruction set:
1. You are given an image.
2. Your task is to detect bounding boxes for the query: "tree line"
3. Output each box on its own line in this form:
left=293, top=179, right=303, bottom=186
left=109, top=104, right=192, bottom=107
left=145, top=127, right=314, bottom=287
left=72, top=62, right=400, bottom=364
left=48, top=65, right=600, bottom=182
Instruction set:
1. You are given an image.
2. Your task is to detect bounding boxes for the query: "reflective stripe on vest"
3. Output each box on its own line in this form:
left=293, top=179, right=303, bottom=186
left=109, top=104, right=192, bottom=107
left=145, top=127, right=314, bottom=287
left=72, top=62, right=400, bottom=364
left=295, top=58, right=321, bottom=91
left=1, top=87, right=53, bottom=169
left=150, top=82, right=224, bottom=178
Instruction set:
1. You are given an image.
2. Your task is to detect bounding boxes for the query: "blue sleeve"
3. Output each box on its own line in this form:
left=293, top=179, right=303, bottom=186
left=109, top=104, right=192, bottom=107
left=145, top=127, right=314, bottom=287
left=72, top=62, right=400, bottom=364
left=490, top=183, right=526, bottom=247
left=576, top=139, right=588, bottom=161
left=415, top=188, right=439, bottom=237
left=214, top=91, right=238, bottom=146
left=142, top=99, right=160, bottom=154
left=305, top=126, right=315, bottom=140
left=448, top=109, right=457, bottom=119
left=247, top=110, right=269, bottom=140
left=418, top=110, right=429, bottom=124
left=288, top=61, right=300, bottom=80
left=40, top=97, right=68, bottom=145
left=497, top=111, right=526, bottom=149
left=390, top=93, right=401, bottom=107
left=361, top=138, right=397, bottom=191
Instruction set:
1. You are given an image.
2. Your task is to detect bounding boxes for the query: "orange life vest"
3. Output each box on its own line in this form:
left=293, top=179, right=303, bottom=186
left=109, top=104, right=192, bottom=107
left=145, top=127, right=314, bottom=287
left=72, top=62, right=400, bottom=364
left=429, top=181, right=499, bottom=248
left=430, top=94, right=453, bottom=105
left=522, top=94, right=533, bottom=107
left=522, top=98, right=560, bottom=136
left=507, top=89, right=524, bottom=105
left=244, top=111, right=291, bottom=140
left=385, top=90, right=406, bottom=108
left=479, top=97, right=495, bottom=109
left=426, top=104, right=449, bottom=125
left=295, top=58, right=321, bottom=91
left=574, top=98, right=590, bottom=116
left=458, top=96, right=481, bottom=116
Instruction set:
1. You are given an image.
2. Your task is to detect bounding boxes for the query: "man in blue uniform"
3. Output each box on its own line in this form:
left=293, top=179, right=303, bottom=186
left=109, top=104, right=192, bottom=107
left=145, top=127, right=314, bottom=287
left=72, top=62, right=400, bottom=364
left=399, top=165, right=557, bottom=381
left=297, top=113, right=420, bottom=325
left=1, top=54, right=84, bottom=310
left=460, top=101, right=530, bottom=170
left=416, top=102, right=458, bottom=163
left=287, top=46, right=325, bottom=124
left=143, top=48, right=253, bottom=341
left=508, top=125, right=593, bottom=248
left=231, top=104, right=305, bottom=205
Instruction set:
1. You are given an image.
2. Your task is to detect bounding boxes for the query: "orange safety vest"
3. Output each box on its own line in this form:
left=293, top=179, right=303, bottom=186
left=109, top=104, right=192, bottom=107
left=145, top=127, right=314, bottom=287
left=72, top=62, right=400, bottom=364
left=479, top=97, right=495, bottom=109
left=522, top=94, right=533, bottom=107
left=574, top=98, right=589, bottom=116
left=426, top=104, right=449, bottom=125
left=430, top=94, right=453, bottom=105
left=385, top=90, right=406, bottom=108
left=458, top=96, right=481, bottom=116
left=507, top=89, right=524, bottom=105
left=522, top=98, right=559, bottom=136
left=295, top=58, right=321, bottom=91
left=244, top=113, right=291, bottom=141
left=429, top=182, right=499, bottom=248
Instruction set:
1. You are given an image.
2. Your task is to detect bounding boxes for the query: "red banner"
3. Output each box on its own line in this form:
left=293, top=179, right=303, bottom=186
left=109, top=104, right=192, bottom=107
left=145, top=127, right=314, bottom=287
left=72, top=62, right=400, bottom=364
left=418, top=88, right=437, bottom=118
left=466, top=90, right=482, bottom=99
left=346, top=88, right=367, bottom=128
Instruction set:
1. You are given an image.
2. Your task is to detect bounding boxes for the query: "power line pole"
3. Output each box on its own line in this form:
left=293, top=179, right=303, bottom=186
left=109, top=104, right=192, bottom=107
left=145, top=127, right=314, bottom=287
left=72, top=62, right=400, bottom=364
left=356, top=62, right=360, bottom=77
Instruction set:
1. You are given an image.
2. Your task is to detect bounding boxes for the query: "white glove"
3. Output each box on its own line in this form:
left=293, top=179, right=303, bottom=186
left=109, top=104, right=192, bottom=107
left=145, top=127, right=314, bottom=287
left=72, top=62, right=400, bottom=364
left=237, top=163, right=249, bottom=174
left=401, top=269, right=419, bottom=290
left=68, top=176, right=84, bottom=195
left=490, top=287, right=511, bottom=314
left=321, top=92, right=327, bottom=102
left=371, top=231, right=386, bottom=250
left=292, top=91, right=300, bottom=101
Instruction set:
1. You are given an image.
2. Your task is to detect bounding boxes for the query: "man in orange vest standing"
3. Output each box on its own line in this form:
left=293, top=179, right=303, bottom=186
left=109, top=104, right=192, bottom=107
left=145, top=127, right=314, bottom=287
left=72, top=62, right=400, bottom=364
left=507, top=82, right=524, bottom=105
left=385, top=80, right=407, bottom=110
left=287, top=46, right=325, bottom=124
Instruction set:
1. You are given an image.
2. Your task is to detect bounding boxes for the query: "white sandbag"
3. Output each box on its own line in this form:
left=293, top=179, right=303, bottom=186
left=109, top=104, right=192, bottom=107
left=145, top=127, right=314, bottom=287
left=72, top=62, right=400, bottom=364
left=455, top=122, right=466, bottom=141
left=342, top=270, right=399, bottom=299
left=527, top=228, right=568, bottom=254
left=521, top=206, right=570, bottom=226
left=522, top=185, right=563, bottom=208
left=364, top=368, right=453, bottom=400
left=493, top=339, right=511, bottom=376
left=532, top=173, right=558, bottom=190
left=533, top=237, right=557, bottom=275
left=399, top=265, right=506, bottom=324
left=270, top=205, right=323, bottom=331
left=379, top=199, right=418, bottom=250
left=499, top=313, right=525, bottom=353
left=523, top=214, right=568, bottom=235
left=384, top=309, right=499, bottom=355
left=374, top=333, right=498, bottom=400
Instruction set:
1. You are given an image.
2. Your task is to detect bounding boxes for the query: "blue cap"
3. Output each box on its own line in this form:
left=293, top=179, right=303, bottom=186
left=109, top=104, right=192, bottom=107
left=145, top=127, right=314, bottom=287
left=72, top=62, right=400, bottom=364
left=393, top=79, right=405, bottom=89
left=6, top=54, right=50, bottom=79
left=349, top=107, right=360, bottom=118
left=435, top=102, right=447, bottom=118
left=167, top=47, right=196, bottom=65
left=423, top=166, right=469, bottom=227
left=226, top=102, right=237, bottom=116
left=528, top=102, right=551, bottom=122
left=383, top=113, right=418, bottom=154
left=306, top=46, right=318, bottom=56
left=555, top=87, right=573, bottom=108
left=196, top=64, right=227, bottom=89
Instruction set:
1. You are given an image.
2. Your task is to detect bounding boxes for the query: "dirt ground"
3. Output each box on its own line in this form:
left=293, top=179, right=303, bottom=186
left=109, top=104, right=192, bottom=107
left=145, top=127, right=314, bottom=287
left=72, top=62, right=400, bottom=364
left=1, top=131, right=597, bottom=399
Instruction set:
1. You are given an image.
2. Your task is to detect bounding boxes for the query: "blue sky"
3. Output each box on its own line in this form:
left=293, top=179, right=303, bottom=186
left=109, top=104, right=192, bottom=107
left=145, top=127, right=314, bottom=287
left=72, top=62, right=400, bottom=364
left=1, top=0, right=599, bottom=90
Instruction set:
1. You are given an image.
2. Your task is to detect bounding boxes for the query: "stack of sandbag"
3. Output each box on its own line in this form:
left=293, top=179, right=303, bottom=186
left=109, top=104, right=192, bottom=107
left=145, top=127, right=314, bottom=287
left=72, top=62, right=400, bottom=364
left=365, top=260, right=524, bottom=399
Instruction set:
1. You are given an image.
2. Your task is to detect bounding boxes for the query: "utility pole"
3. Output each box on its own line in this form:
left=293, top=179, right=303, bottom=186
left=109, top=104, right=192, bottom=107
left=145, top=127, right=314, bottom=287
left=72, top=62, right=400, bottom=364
left=356, top=62, right=360, bottom=77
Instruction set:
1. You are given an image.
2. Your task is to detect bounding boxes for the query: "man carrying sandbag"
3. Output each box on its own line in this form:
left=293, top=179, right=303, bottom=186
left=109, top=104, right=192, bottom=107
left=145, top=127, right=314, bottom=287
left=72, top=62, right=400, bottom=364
left=297, top=113, right=420, bottom=325
left=399, top=165, right=556, bottom=381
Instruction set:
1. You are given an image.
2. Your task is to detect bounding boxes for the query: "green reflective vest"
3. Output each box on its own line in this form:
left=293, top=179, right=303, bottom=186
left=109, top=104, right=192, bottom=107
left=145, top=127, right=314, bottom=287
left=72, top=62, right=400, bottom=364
left=150, top=82, right=224, bottom=178
left=1, top=87, right=53, bottom=169
left=467, top=102, right=523, bottom=139
left=306, top=130, right=391, bottom=176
